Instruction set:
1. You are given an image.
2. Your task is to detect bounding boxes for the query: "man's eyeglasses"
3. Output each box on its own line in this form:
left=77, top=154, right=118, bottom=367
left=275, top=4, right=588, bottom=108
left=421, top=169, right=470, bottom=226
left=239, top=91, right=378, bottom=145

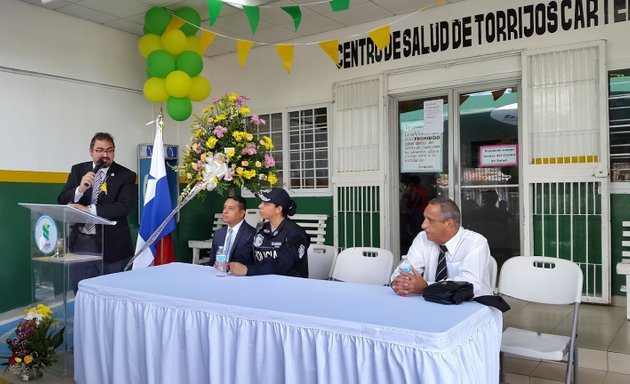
left=93, top=148, right=115, bottom=154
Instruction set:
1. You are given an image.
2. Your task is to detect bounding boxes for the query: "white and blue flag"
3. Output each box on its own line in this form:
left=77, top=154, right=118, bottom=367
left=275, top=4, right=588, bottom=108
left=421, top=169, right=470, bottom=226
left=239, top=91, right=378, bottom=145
left=133, top=121, right=176, bottom=269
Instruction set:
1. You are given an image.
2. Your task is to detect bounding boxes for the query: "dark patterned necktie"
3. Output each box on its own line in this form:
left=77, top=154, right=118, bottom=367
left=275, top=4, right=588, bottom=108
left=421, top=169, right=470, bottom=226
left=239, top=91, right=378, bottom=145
left=435, top=245, right=448, bottom=282
left=83, top=170, right=104, bottom=233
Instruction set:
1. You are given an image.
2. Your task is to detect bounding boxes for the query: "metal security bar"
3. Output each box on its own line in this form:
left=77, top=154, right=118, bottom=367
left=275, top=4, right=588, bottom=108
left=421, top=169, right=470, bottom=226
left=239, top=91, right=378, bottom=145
left=531, top=181, right=604, bottom=302
left=337, top=185, right=380, bottom=250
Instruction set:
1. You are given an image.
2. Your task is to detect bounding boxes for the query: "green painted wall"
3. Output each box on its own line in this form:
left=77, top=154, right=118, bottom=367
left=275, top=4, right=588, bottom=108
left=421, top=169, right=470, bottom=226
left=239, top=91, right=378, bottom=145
left=0, top=181, right=333, bottom=312
left=611, top=194, right=630, bottom=295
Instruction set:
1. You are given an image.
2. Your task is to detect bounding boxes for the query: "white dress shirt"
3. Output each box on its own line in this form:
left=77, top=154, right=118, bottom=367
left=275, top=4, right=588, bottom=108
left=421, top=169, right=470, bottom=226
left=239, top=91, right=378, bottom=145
left=391, top=227, right=493, bottom=297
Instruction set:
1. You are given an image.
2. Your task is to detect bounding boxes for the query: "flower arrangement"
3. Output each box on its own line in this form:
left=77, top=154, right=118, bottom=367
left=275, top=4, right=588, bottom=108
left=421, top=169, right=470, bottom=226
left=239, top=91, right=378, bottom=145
left=177, top=92, right=279, bottom=199
left=1, top=304, right=65, bottom=379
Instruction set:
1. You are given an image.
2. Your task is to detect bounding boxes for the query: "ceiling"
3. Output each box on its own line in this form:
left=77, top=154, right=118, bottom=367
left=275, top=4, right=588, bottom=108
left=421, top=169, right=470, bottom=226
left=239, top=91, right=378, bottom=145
left=19, top=0, right=467, bottom=57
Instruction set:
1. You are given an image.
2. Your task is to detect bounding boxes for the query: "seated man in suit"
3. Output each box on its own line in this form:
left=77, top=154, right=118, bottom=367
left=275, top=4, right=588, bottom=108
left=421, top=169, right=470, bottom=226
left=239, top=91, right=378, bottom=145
left=208, top=195, right=255, bottom=267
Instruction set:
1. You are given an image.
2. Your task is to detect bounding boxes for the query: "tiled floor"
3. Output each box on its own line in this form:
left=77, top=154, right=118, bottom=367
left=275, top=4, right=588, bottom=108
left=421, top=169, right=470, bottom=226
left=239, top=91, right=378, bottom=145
left=1, top=300, right=630, bottom=384
left=503, top=297, right=630, bottom=383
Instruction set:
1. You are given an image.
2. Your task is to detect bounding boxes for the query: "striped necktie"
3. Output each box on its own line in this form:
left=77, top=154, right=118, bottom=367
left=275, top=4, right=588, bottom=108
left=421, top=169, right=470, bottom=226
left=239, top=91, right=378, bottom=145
left=224, top=228, right=234, bottom=262
left=435, top=245, right=448, bottom=282
left=83, top=170, right=104, bottom=233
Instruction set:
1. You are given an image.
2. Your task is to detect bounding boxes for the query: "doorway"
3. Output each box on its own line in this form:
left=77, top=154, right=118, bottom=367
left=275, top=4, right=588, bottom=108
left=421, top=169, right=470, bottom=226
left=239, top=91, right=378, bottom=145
left=396, top=85, right=521, bottom=266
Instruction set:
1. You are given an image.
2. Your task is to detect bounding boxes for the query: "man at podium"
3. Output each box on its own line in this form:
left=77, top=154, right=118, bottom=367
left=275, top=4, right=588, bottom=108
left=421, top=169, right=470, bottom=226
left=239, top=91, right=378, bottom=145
left=57, top=132, right=136, bottom=286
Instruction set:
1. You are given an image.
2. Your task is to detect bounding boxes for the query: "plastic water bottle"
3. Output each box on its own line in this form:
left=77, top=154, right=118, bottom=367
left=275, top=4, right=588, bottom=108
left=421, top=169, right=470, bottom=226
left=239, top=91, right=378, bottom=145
left=398, top=255, right=412, bottom=274
left=215, top=246, right=227, bottom=277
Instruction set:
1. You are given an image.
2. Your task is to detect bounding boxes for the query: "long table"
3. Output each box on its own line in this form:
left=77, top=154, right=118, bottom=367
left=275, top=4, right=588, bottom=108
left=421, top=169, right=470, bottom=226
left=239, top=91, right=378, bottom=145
left=74, top=263, right=502, bottom=384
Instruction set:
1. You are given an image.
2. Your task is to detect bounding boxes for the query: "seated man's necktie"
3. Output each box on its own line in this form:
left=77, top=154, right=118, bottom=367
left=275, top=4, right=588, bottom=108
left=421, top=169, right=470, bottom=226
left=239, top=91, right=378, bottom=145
left=435, top=245, right=448, bottom=282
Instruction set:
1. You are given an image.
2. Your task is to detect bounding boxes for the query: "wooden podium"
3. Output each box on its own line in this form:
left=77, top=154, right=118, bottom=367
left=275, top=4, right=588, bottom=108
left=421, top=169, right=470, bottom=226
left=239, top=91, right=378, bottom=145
left=19, top=203, right=115, bottom=373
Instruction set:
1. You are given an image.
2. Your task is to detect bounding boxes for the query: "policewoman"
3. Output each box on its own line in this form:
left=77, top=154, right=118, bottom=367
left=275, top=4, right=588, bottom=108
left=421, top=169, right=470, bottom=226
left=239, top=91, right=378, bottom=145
left=228, top=188, right=310, bottom=278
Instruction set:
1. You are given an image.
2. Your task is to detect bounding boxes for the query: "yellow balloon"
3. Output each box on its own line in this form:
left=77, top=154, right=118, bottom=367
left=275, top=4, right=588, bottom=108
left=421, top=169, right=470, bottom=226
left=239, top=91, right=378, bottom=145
left=189, top=76, right=210, bottom=101
left=138, top=34, right=162, bottom=58
left=161, top=29, right=187, bottom=55
left=185, top=35, right=201, bottom=55
left=143, top=77, right=169, bottom=103
left=165, top=70, right=192, bottom=98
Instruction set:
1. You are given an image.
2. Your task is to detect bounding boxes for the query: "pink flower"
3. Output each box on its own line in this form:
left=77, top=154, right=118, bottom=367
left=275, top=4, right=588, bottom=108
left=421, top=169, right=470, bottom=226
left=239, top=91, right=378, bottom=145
left=264, top=154, right=275, bottom=168
left=235, top=96, right=250, bottom=106
left=213, top=125, right=227, bottom=138
left=241, top=143, right=257, bottom=155
left=224, top=167, right=234, bottom=181
left=250, top=115, right=266, bottom=126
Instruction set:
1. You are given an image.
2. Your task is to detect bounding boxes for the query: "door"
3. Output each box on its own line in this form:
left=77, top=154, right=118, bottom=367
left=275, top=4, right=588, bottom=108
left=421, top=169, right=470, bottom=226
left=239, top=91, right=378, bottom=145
left=457, top=86, right=521, bottom=270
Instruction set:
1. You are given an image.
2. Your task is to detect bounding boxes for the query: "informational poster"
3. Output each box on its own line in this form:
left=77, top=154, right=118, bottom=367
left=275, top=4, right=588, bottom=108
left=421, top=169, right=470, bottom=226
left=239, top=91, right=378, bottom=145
left=478, top=144, right=518, bottom=167
left=400, top=120, right=443, bottom=173
left=423, top=99, right=444, bottom=134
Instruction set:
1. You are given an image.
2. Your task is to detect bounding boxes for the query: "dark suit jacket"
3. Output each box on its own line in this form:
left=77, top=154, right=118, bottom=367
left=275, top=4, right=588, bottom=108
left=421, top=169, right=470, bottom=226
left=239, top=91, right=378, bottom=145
left=57, top=161, right=136, bottom=264
left=208, top=221, right=255, bottom=266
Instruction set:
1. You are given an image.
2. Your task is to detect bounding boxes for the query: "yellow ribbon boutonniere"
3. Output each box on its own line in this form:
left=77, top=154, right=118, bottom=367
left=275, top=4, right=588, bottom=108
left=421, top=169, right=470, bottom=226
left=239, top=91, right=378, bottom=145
left=100, top=182, right=107, bottom=195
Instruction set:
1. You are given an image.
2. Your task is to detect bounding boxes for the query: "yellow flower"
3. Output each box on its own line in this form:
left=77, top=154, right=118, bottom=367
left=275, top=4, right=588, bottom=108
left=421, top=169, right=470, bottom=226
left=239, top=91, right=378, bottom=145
left=241, top=161, right=249, bottom=167
left=246, top=133, right=254, bottom=141
left=200, top=153, right=207, bottom=162
left=191, top=162, right=199, bottom=171
left=268, top=173, right=278, bottom=185
left=243, top=169, right=256, bottom=179
left=232, top=131, right=246, bottom=142
left=240, top=107, right=251, bottom=115
left=236, top=167, right=244, bottom=175
left=100, top=183, right=108, bottom=194
left=15, top=357, right=22, bottom=363
left=24, top=355, right=33, bottom=364
left=260, top=136, right=274, bottom=150
left=215, top=114, right=227, bottom=122
left=229, top=92, right=239, bottom=101
left=255, top=161, right=262, bottom=168
left=226, top=148, right=235, bottom=158
left=206, top=136, right=218, bottom=149
left=186, top=173, right=192, bottom=180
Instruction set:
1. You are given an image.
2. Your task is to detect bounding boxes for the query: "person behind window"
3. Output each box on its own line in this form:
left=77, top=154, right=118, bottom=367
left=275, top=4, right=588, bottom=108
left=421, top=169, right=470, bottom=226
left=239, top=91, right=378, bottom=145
left=229, top=188, right=310, bottom=278
left=390, top=198, right=493, bottom=298
left=208, top=195, right=255, bottom=267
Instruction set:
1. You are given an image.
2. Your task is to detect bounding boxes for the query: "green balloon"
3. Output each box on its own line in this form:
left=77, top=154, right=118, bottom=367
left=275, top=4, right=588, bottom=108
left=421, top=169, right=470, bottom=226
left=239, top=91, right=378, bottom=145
left=145, top=7, right=171, bottom=35
left=167, top=97, right=192, bottom=121
left=175, top=7, right=201, bottom=36
left=176, top=51, right=203, bottom=77
left=146, top=50, right=175, bottom=78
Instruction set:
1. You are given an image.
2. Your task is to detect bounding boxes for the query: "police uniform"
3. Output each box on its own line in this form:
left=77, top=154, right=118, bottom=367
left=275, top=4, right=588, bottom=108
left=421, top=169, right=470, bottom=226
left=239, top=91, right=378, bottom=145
left=248, top=218, right=310, bottom=278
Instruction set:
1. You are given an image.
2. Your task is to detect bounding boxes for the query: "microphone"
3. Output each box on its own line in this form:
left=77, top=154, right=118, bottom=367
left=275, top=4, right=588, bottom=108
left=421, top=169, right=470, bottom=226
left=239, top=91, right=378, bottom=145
left=83, top=160, right=104, bottom=188
left=93, top=159, right=105, bottom=173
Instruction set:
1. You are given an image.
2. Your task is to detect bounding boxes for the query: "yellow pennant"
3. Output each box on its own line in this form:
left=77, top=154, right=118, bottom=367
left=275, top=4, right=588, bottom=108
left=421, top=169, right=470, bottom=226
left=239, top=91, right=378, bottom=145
left=319, top=40, right=339, bottom=67
left=163, top=16, right=185, bottom=35
left=368, top=25, right=391, bottom=51
left=276, top=44, right=294, bottom=73
left=237, top=40, right=254, bottom=68
left=199, top=30, right=216, bottom=54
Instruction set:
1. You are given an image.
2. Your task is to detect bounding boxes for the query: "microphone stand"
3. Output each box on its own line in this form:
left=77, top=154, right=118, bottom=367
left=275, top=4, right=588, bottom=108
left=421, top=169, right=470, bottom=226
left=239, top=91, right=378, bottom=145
left=124, top=181, right=208, bottom=271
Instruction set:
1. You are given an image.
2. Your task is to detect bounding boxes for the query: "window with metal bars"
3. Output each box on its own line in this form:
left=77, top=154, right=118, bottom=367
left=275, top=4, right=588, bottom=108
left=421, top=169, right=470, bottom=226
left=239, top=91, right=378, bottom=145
left=288, top=106, right=329, bottom=191
left=609, top=69, right=630, bottom=182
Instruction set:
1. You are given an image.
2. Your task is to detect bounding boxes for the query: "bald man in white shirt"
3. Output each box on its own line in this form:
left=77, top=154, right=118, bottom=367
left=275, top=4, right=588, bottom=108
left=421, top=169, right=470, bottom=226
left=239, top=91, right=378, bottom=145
left=391, top=197, right=493, bottom=298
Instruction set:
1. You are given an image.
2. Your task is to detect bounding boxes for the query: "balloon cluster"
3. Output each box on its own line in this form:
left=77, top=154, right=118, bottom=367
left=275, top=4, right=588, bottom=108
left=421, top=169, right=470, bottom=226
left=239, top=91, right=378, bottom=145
left=139, top=7, right=211, bottom=121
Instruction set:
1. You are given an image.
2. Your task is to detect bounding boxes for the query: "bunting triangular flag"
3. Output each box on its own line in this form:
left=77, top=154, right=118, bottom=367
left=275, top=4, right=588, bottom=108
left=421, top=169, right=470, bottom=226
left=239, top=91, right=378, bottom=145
left=368, top=25, right=391, bottom=50
left=163, top=16, right=185, bottom=35
left=319, top=40, right=340, bottom=67
left=200, top=30, right=216, bottom=54
left=282, top=6, right=302, bottom=31
left=237, top=40, right=254, bottom=68
left=276, top=44, right=295, bottom=73
left=208, top=0, right=223, bottom=26
left=243, top=6, right=260, bottom=35
left=330, top=0, right=350, bottom=12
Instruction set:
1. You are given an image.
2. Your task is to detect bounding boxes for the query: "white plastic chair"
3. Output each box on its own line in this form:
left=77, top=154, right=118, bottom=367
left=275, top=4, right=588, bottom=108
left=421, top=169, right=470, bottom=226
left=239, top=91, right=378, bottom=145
left=244, top=209, right=261, bottom=228
left=307, top=245, right=337, bottom=280
left=330, top=247, right=394, bottom=286
left=498, top=256, right=583, bottom=384
left=488, top=255, right=498, bottom=291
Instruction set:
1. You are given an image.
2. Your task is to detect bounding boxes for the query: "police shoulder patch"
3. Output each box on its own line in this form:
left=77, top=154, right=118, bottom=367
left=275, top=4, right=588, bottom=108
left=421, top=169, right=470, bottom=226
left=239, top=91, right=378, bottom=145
left=298, top=244, right=305, bottom=259
left=254, top=234, right=264, bottom=247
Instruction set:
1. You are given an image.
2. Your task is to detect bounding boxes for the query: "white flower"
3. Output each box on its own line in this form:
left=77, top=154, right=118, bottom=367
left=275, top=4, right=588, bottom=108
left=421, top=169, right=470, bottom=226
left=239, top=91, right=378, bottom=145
left=25, top=312, right=44, bottom=325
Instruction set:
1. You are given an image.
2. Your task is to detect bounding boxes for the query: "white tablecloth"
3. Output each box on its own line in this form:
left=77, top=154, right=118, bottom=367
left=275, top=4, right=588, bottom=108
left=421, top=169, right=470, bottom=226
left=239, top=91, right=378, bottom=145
left=74, top=263, right=502, bottom=384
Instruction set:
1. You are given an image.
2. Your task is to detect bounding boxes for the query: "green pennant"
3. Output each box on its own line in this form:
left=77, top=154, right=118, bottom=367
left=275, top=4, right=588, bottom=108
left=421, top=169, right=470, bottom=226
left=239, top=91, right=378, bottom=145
left=207, top=0, right=223, bottom=26
left=243, top=6, right=260, bottom=35
left=281, top=6, right=302, bottom=32
left=329, top=0, right=350, bottom=12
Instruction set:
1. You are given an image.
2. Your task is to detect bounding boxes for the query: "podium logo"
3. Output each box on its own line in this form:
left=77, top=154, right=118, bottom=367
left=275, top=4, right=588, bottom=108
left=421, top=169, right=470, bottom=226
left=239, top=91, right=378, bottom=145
left=35, top=215, right=57, bottom=255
